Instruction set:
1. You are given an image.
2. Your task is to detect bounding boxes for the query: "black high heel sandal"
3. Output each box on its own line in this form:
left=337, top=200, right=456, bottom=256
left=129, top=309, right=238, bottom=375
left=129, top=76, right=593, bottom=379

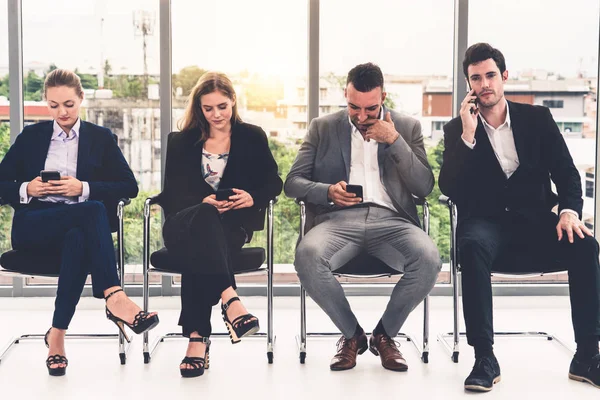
left=180, top=336, right=211, bottom=378
left=104, top=289, right=160, bottom=342
left=44, top=328, right=68, bottom=377
left=221, top=297, right=260, bottom=344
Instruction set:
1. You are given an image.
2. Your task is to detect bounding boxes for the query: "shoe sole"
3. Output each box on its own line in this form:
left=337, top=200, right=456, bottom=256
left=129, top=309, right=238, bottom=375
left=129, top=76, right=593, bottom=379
left=464, top=376, right=501, bottom=392
left=330, top=364, right=356, bottom=371
left=382, top=364, right=408, bottom=372
left=48, top=369, right=66, bottom=377
left=568, top=373, right=600, bottom=389
left=180, top=369, right=204, bottom=378
left=224, top=321, right=260, bottom=344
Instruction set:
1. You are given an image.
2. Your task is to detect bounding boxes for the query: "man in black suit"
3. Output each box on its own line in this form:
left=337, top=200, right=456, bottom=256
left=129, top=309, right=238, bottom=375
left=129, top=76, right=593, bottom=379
left=439, top=43, right=600, bottom=392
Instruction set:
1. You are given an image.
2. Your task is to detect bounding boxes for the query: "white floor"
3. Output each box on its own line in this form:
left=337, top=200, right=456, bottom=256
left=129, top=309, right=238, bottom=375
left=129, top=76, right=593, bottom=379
left=0, top=294, right=597, bottom=399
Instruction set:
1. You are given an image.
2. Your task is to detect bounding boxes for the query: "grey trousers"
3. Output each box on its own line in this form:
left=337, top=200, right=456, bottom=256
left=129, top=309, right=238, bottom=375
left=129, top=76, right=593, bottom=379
left=295, top=205, right=441, bottom=338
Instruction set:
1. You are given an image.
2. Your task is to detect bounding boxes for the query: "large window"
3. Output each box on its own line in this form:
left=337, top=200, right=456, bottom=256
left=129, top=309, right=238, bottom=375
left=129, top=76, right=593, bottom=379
left=469, top=0, right=599, bottom=283
left=171, top=0, right=308, bottom=285
left=2, top=0, right=599, bottom=293
left=21, top=0, right=162, bottom=285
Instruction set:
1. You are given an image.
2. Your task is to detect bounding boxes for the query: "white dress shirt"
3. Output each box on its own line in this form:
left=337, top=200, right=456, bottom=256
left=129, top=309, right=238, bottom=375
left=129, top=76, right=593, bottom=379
left=462, top=101, right=576, bottom=217
left=348, top=111, right=397, bottom=212
left=19, top=119, right=90, bottom=204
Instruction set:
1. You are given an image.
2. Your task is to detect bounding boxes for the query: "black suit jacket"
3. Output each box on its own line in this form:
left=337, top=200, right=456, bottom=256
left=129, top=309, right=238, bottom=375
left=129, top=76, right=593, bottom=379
left=438, top=101, right=582, bottom=222
left=159, top=122, right=283, bottom=233
left=0, top=120, right=139, bottom=231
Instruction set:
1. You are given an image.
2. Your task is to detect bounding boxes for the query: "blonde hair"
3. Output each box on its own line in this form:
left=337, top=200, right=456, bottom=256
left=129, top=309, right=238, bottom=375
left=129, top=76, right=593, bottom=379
left=178, top=71, right=241, bottom=140
left=44, top=69, right=84, bottom=99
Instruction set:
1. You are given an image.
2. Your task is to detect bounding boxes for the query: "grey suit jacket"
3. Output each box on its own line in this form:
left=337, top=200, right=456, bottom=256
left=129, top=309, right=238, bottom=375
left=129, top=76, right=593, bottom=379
left=284, top=108, right=434, bottom=227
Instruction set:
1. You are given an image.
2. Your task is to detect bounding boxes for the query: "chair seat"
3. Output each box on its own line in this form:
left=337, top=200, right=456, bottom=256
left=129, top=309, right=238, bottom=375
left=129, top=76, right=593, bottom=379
left=335, top=253, right=400, bottom=276
left=0, top=250, right=62, bottom=276
left=150, top=247, right=266, bottom=275
left=457, top=251, right=565, bottom=275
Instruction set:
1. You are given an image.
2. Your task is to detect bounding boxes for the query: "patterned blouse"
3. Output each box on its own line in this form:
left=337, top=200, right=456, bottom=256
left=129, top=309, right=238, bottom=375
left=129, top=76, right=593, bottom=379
left=201, top=149, right=229, bottom=190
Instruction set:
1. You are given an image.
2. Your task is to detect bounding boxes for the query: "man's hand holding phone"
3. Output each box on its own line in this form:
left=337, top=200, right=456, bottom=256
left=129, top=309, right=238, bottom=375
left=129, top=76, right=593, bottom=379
left=328, top=181, right=362, bottom=207
left=460, top=89, right=479, bottom=144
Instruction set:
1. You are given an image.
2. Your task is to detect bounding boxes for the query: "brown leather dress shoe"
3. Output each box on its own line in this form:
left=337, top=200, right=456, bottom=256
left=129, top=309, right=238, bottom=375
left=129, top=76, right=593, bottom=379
left=329, top=332, right=368, bottom=371
left=369, top=333, right=408, bottom=371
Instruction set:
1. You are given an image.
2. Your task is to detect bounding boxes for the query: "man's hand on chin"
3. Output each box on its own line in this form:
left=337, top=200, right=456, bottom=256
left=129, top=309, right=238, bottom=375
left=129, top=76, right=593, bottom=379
left=364, top=112, right=399, bottom=144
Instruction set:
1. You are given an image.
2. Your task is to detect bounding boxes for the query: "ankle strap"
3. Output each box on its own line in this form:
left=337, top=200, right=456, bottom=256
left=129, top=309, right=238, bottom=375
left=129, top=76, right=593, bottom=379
left=189, top=336, right=209, bottom=343
left=104, top=288, right=123, bottom=301
left=222, top=296, right=240, bottom=311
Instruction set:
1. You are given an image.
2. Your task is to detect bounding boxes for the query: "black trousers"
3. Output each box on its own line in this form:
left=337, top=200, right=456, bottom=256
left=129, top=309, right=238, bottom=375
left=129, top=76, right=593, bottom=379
left=457, top=211, right=600, bottom=347
left=11, top=201, right=121, bottom=329
left=163, top=203, right=246, bottom=337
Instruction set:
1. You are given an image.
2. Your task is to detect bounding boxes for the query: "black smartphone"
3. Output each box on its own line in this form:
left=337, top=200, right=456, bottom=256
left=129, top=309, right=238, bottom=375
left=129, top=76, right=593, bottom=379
left=215, top=188, right=235, bottom=201
left=345, top=184, right=363, bottom=202
left=40, top=170, right=61, bottom=182
left=467, top=81, right=479, bottom=114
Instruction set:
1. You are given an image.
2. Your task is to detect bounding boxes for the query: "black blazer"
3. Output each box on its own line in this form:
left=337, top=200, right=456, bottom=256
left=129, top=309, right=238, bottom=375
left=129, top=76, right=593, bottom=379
left=159, top=122, right=283, bottom=233
left=0, top=120, right=139, bottom=231
left=438, top=101, right=582, bottom=221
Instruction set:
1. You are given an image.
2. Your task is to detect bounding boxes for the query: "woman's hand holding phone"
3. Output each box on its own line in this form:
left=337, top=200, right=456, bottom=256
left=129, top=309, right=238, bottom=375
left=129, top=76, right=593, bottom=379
left=203, top=194, right=233, bottom=214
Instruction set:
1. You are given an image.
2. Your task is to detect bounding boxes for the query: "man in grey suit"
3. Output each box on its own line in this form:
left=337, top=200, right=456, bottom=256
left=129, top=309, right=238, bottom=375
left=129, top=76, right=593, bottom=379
left=285, top=63, right=441, bottom=371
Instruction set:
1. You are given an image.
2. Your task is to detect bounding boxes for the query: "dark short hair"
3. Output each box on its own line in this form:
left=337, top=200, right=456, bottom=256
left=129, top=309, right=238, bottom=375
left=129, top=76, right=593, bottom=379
left=462, top=43, right=506, bottom=78
left=346, top=63, right=384, bottom=92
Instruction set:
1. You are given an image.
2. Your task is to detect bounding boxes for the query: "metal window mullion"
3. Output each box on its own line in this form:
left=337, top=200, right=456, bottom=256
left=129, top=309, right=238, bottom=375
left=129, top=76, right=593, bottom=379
left=8, top=0, right=24, bottom=295
left=452, top=0, right=469, bottom=118
left=594, top=6, right=600, bottom=237
left=307, top=0, right=319, bottom=123
left=158, top=0, right=172, bottom=295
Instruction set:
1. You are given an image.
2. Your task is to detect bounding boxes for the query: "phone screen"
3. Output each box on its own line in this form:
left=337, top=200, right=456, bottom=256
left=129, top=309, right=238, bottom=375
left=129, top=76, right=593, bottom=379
left=215, top=188, right=235, bottom=201
left=345, top=184, right=363, bottom=202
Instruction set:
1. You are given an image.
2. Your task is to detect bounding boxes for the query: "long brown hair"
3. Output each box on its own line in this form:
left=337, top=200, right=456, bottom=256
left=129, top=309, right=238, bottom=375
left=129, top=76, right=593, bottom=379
left=178, top=71, right=241, bottom=140
left=43, top=69, right=84, bottom=99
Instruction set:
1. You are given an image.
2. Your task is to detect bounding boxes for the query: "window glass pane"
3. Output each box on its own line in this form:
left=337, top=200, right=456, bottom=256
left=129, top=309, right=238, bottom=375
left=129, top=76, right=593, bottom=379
left=321, top=0, right=454, bottom=283
left=469, top=0, right=599, bottom=284
left=21, top=0, right=161, bottom=286
left=172, top=0, right=308, bottom=285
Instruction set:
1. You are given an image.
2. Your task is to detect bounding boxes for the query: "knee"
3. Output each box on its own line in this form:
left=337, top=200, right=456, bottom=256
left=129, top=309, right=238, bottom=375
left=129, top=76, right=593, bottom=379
left=568, top=235, right=600, bottom=273
left=415, top=240, right=442, bottom=278
left=81, top=200, right=108, bottom=217
left=577, top=235, right=599, bottom=255
left=458, top=236, right=494, bottom=272
left=294, top=239, right=328, bottom=279
left=190, top=204, right=220, bottom=230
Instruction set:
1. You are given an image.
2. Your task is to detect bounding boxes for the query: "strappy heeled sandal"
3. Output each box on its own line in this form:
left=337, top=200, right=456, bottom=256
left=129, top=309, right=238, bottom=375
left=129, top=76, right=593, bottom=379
left=104, top=289, right=159, bottom=342
left=44, top=328, right=68, bottom=376
left=180, top=336, right=211, bottom=378
left=221, top=297, right=260, bottom=344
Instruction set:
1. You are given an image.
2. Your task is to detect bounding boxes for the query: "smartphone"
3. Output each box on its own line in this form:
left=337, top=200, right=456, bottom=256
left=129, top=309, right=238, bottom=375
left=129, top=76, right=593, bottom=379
left=40, top=170, right=61, bottom=182
left=467, top=81, right=479, bottom=114
left=345, top=184, right=363, bottom=202
left=215, top=188, right=235, bottom=201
